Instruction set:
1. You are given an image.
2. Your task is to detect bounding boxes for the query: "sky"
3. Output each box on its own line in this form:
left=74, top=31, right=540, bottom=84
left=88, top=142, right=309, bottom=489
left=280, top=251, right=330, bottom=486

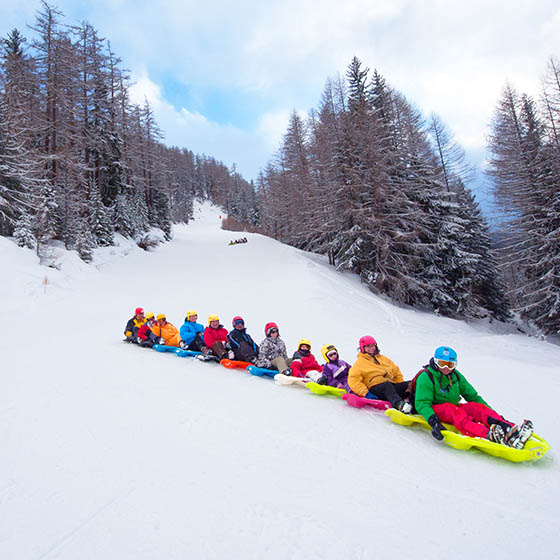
left=2, top=1, right=560, bottom=210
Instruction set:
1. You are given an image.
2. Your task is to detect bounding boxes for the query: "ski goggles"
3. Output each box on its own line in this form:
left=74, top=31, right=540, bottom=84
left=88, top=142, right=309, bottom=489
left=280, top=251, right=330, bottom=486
left=435, top=358, right=456, bottom=370
left=326, top=349, right=338, bottom=359
left=233, top=319, right=245, bottom=326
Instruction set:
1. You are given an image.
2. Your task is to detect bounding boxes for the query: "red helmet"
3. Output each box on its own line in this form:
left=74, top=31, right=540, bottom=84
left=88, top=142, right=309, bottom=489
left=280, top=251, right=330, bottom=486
left=135, top=307, right=144, bottom=315
left=232, top=316, right=244, bottom=327
left=265, top=322, right=279, bottom=336
left=359, top=335, right=377, bottom=353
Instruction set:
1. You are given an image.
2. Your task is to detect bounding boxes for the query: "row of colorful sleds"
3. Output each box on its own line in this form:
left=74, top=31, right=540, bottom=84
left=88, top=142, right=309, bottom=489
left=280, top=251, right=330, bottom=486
left=150, top=343, right=550, bottom=463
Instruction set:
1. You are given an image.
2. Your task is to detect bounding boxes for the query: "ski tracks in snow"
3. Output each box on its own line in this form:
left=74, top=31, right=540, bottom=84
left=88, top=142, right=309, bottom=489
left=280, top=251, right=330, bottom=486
left=34, top=487, right=136, bottom=560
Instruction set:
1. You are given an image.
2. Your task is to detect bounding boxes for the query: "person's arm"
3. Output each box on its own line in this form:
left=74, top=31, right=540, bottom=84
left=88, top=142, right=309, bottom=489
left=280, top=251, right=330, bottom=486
left=348, top=361, right=369, bottom=397
left=203, top=328, right=213, bottom=347
left=415, top=372, right=436, bottom=422
left=390, top=358, right=404, bottom=383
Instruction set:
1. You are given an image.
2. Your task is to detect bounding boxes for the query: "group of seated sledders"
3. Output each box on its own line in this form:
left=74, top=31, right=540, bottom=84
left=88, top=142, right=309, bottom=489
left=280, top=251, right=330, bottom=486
left=124, top=307, right=534, bottom=450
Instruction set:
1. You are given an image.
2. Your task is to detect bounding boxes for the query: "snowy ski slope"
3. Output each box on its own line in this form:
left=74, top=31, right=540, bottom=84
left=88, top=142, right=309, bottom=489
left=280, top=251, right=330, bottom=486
left=1, top=201, right=559, bottom=560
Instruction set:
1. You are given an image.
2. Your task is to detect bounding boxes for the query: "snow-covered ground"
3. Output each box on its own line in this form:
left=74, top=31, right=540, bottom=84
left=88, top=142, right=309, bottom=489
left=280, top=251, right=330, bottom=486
left=1, top=201, right=559, bottom=560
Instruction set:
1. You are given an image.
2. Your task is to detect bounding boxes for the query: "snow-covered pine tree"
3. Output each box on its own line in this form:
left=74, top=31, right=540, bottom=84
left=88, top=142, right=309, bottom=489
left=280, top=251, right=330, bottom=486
left=488, top=85, right=554, bottom=330
left=0, top=28, right=41, bottom=236
left=89, top=181, right=113, bottom=246
left=13, top=212, right=36, bottom=249
left=427, top=113, right=509, bottom=320
left=74, top=217, right=96, bottom=262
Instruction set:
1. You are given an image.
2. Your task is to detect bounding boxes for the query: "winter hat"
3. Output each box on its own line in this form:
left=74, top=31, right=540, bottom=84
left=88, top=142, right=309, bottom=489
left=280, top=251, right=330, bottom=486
left=156, top=313, right=166, bottom=321
left=265, top=322, right=279, bottom=336
left=321, top=344, right=338, bottom=362
left=359, top=335, right=377, bottom=353
left=232, top=316, right=245, bottom=327
left=208, top=314, right=220, bottom=326
left=135, top=307, right=144, bottom=315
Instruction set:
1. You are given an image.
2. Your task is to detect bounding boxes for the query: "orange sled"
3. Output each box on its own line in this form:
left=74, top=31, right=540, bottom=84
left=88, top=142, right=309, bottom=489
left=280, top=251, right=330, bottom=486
left=220, top=359, right=254, bottom=369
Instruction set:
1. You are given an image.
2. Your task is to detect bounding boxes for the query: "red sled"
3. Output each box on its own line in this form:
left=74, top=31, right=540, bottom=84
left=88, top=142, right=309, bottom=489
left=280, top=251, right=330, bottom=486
left=220, top=359, right=254, bottom=369
left=342, top=393, right=391, bottom=410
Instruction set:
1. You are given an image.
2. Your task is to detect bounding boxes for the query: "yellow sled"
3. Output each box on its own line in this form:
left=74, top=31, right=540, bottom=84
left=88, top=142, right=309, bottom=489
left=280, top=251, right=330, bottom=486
left=385, top=409, right=550, bottom=463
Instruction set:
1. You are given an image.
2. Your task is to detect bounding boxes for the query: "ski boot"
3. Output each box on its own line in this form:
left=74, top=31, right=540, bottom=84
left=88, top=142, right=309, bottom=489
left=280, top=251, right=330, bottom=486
left=396, top=400, right=412, bottom=414
left=487, top=424, right=505, bottom=444
left=504, top=420, right=534, bottom=449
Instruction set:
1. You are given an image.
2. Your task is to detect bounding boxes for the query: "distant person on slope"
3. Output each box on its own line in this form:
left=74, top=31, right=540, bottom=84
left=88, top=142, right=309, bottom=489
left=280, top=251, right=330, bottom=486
left=151, top=314, right=182, bottom=347
left=124, top=307, right=146, bottom=342
left=349, top=336, right=412, bottom=413
left=179, top=310, right=207, bottom=353
left=291, top=339, right=325, bottom=382
left=227, top=316, right=259, bottom=363
left=320, top=344, right=351, bottom=391
left=137, top=311, right=159, bottom=347
left=414, top=346, right=533, bottom=448
left=256, top=322, right=293, bottom=375
left=204, top=315, right=231, bottom=361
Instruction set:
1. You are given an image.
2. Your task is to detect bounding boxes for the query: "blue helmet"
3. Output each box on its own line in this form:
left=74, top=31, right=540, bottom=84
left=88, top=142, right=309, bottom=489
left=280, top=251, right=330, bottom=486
left=434, top=346, right=457, bottom=362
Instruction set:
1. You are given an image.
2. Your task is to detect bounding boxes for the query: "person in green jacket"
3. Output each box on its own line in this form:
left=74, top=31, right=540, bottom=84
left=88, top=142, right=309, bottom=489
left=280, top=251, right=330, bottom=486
left=414, top=346, right=533, bottom=449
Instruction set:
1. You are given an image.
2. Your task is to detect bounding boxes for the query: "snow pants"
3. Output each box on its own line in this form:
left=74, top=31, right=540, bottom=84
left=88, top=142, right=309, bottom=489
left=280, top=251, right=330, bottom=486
left=271, top=357, right=293, bottom=373
left=433, top=402, right=511, bottom=439
left=187, top=333, right=206, bottom=353
left=369, top=381, right=410, bottom=408
left=210, top=341, right=228, bottom=360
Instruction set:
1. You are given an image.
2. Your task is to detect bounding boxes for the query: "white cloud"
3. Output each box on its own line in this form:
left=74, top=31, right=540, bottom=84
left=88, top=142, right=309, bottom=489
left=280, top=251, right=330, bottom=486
left=129, top=69, right=164, bottom=107
left=129, top=71, right=280, bottom=180
left=3, top=0, right=560, bottom=188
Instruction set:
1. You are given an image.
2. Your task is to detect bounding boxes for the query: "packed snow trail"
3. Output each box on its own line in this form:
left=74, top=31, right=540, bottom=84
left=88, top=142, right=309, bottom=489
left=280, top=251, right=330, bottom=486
left=1, top=202, right=559, bottom=560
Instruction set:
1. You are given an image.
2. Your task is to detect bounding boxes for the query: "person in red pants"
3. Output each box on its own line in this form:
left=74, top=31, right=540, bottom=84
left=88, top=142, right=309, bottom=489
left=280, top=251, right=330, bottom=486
left=414, top=346, right=533, bottom=449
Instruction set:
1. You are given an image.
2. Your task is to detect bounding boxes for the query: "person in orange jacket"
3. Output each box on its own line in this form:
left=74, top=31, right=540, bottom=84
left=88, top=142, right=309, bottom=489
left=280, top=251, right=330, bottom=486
left=151, top=314, right=182, bottom=347
left=348, top=335, right=412, bottom=413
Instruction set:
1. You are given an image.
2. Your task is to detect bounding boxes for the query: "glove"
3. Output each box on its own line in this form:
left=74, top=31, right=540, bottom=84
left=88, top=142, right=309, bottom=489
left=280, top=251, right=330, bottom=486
left=317, top=376, right=328, bottom=385
left=428, top=414, right=444, bottom=441
left=365, top=391, right=378, bottom=400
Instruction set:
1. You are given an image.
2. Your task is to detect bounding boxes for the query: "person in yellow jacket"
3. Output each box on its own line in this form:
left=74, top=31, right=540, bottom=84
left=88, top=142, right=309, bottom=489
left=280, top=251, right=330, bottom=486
left=348, top=335, right=412, bottom=413
left=151, top=314, right=182, bottom=347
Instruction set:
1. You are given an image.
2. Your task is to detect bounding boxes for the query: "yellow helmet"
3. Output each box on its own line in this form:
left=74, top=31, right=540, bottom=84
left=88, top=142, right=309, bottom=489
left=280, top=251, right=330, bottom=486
left=156, top=313, right=166, bottom=321
left=321, top=344, right=338, bottom=361
left=145, top=311, right=155, bottom=320
left=208, top=314, right=220, bottom=325
left=186, top=310, right=198, bottom=320
left=298, top=339, right=312, bottom=351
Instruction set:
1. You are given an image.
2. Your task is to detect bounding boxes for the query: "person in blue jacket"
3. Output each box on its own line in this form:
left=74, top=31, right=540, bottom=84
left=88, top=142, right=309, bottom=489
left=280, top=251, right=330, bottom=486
left=179, top=310, right=207, bottom=353
left=227, top=316, right=259, bottom=363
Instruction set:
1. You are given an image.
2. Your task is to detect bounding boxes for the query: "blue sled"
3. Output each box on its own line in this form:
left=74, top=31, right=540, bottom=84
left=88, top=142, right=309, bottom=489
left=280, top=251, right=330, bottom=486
left=176, top=349, right=202, bottom=358
left=246, top=365, right=277, bottom=378
left=153, top=344, right=180, bottom=353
